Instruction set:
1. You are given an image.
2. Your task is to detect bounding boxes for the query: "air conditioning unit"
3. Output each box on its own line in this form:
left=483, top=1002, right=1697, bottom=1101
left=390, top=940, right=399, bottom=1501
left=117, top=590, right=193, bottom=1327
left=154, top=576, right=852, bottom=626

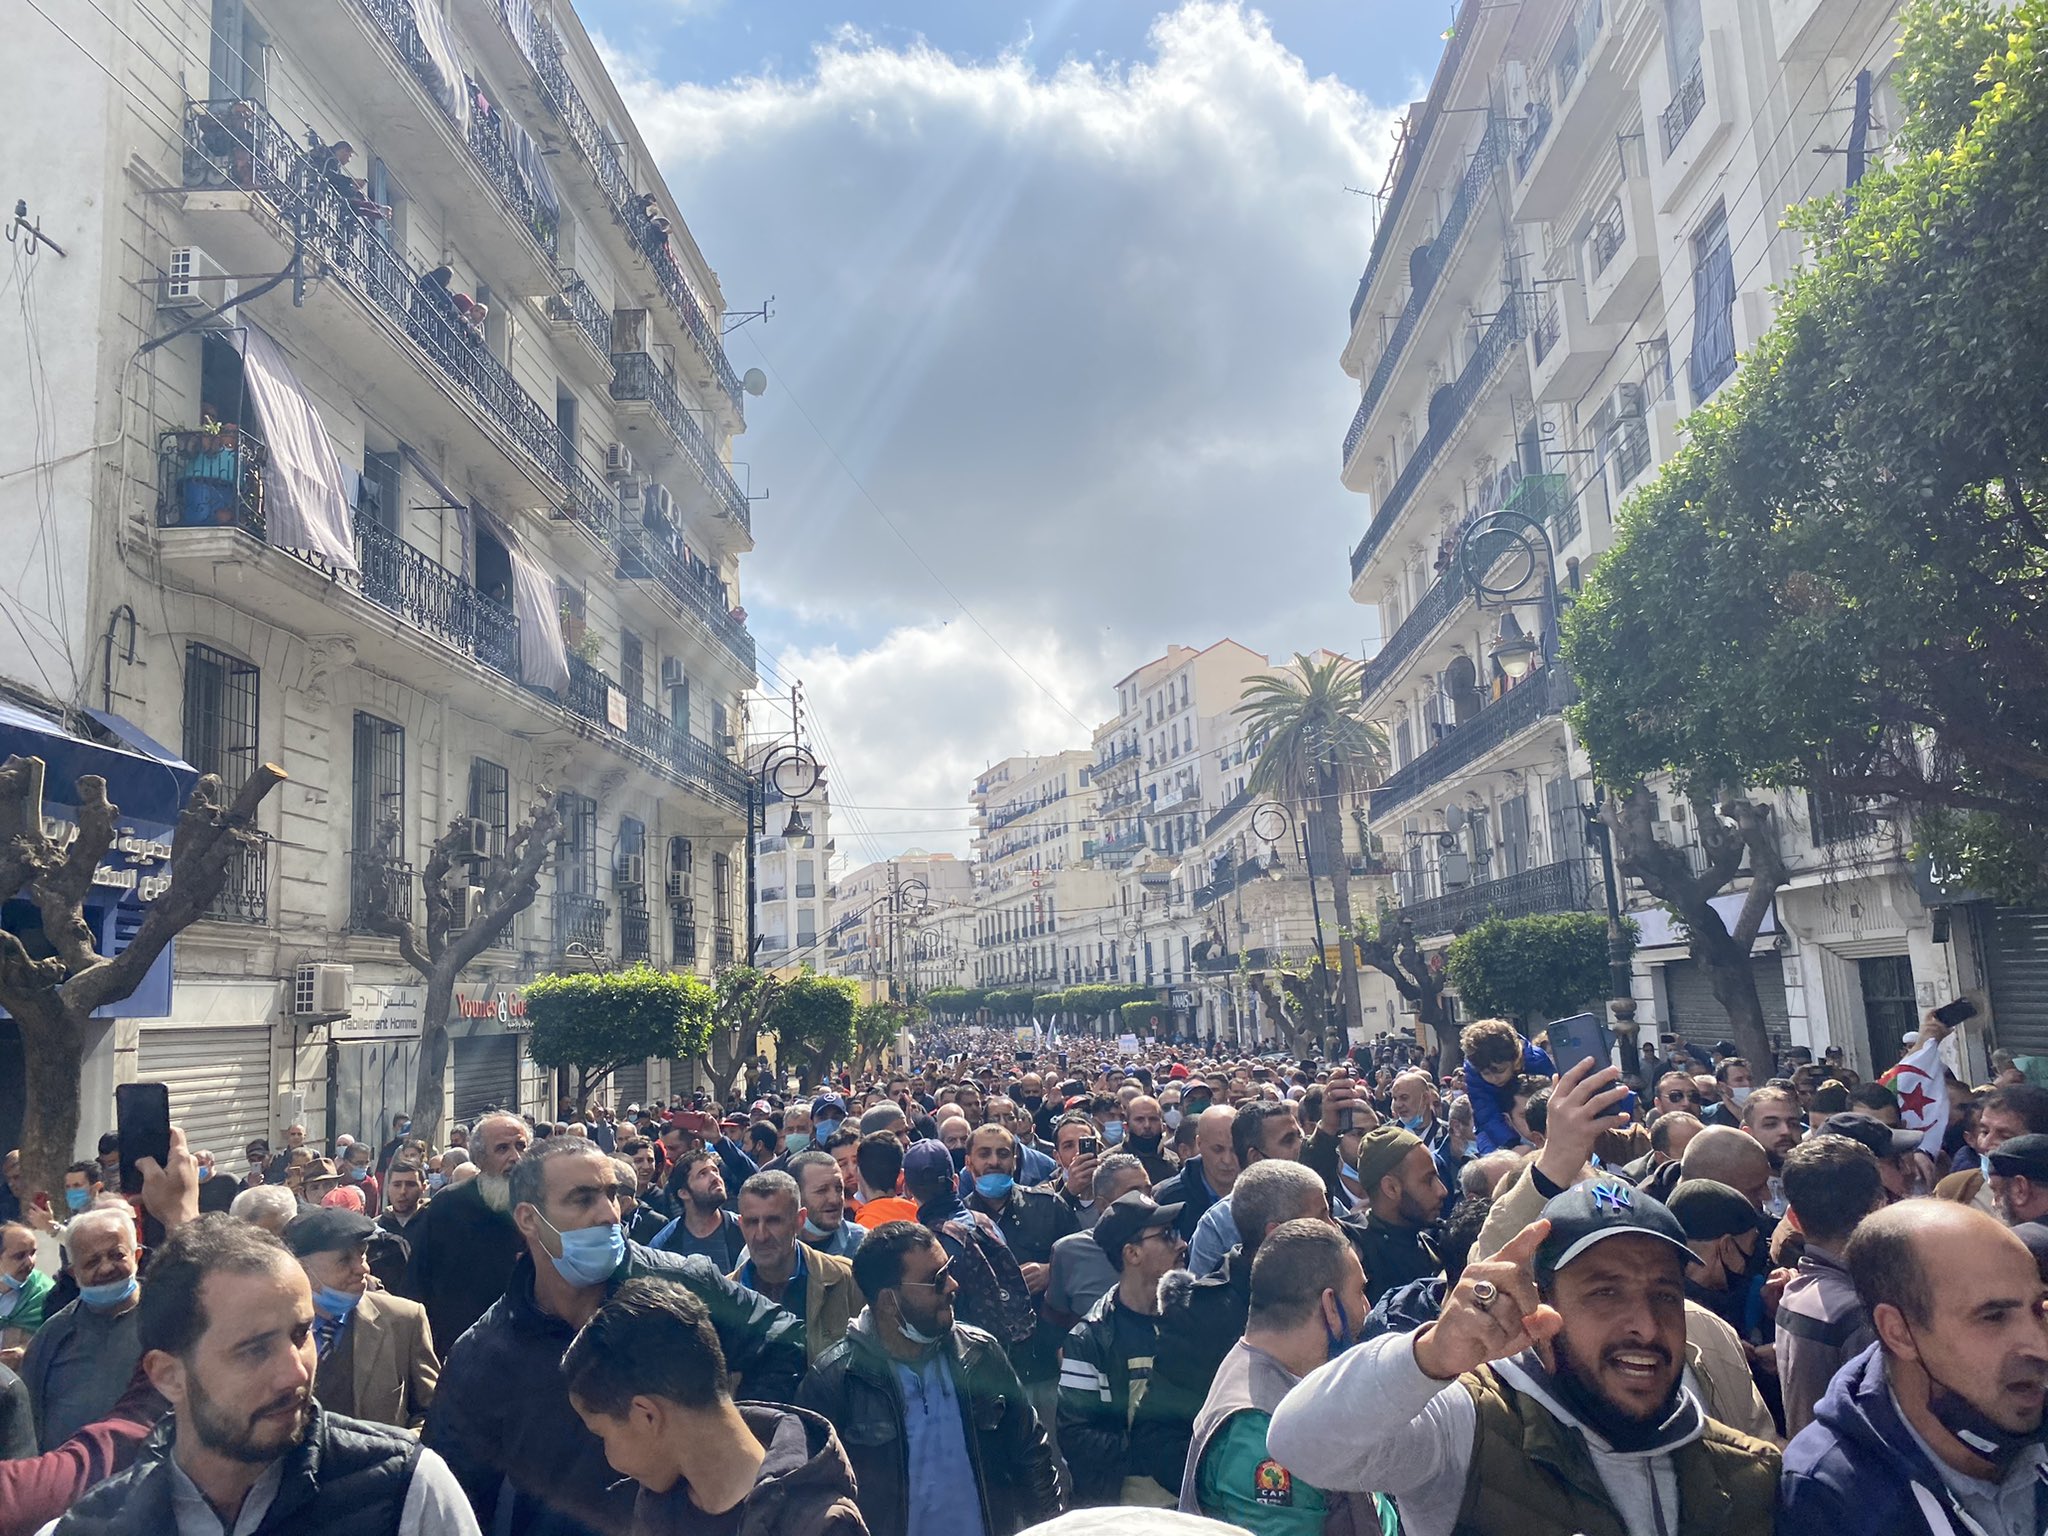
left=616, top=853, right=646, bottom=891
left=453, top=817, right=492, bottom=860
left=643, top=483, right=674, bottom=527
left=666, top=872, right=691, bottom=903
left=718, top=733, right=738, bottom=750
left=160, top=246, right=237, bottom=318
left=605, top=442, right=635, bottom=479
left=294, top=962, right=353, bottom=1017
left=448, top=886, right=486, bottom=934
left=660, top=657, right=685, bottom=688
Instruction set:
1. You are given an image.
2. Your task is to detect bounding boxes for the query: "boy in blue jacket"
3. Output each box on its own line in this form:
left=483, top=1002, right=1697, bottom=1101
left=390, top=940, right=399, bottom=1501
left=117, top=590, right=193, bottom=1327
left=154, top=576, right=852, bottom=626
left=1459, top=1018, right=1555, bottom=1154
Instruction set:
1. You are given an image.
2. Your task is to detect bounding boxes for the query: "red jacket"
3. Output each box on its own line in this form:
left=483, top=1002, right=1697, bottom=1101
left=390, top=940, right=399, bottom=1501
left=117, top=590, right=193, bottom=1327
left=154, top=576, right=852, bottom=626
left=0, top=1367, right=163, bottom=1536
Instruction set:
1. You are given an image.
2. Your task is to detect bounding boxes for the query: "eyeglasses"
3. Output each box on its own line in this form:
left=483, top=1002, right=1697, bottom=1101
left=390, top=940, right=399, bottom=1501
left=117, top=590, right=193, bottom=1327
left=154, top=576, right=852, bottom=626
left=900, top=1260, right=956, bottom=1291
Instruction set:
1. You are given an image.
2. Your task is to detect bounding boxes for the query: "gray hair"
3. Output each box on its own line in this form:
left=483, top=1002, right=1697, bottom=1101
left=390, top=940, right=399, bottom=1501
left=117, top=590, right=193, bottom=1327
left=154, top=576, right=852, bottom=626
left=66, top=1201, right=137, bottom=1248
left=740, top=1169, right=801, bottom=1211
left=1231, top=1161, right=1327, bottom=1250
left=507, top=1135, right=605, bottom=1214
left=1092, top=1152, right=1146, bottom=1205
left=1460, top=1150, right=1522, bottom=1200
left=440, top=1148, right=472, bottom=1172
left=230, top=1185, right=299, bottom=1227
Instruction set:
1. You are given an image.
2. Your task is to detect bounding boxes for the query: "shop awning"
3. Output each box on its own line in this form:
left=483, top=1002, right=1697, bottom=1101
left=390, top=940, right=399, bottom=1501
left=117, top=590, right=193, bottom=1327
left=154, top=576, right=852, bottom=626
left=0, top=699, right=196, bottom=816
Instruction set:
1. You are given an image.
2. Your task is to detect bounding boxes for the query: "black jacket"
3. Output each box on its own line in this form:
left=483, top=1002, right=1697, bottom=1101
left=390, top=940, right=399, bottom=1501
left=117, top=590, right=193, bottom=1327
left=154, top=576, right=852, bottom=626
left=795, top=1314, right=1061, bottom=1536
left=1142, top=1246, right=1254, bottom=1494
left=401, top=1177, right=524, bottom=1351
left=55, top=1403, right=418, bottom=1536
left=1057, top=1289, right=1181, bottom=1502
left=426, top=1242, right=806, bottom=1536
left=630, top=1405, right=866, bottom=1536
left=1150, top=1159, right=1220, bottom=1240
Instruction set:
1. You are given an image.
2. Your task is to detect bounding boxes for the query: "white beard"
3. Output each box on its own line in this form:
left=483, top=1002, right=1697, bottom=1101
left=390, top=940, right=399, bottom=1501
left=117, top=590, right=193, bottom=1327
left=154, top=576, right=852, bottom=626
left=477, top=1172, right=512, bottom=1212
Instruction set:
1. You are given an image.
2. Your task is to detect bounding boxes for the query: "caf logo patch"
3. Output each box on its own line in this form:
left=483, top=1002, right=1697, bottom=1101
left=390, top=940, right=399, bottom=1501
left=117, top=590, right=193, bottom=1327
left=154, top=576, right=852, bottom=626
left=1254, top=1459, right=1293, bottom=1506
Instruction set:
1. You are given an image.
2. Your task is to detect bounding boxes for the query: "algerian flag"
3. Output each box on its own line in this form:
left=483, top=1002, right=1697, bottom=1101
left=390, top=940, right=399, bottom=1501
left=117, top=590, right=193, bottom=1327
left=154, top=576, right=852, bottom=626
left=1880, top=1034, right=1950, bottom=1154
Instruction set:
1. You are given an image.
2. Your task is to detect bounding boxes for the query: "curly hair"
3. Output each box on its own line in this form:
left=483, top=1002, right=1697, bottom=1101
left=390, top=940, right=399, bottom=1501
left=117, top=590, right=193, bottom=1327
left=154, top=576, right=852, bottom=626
left=1460, top=1018, right=1522, bottom=1072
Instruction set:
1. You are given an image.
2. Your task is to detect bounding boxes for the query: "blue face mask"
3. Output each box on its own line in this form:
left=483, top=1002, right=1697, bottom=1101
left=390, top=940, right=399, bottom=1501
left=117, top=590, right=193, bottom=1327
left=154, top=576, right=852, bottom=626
left=816, top=1120, right=841, bottom=1144
left=64, top=1188, right=92, bottom=1213
left=536, top=1211, right=626, bottom=1288
left=974, top=1172, right=1014, bottom=1201
left=1399, top=1114, right=1430, bottom=1135
left=428, top=1172, right=448, bottom=1193
left=1, top=1270, right=21, bottom=1293
left=784, top=1132, right=812, bottom=1153
left=346, top=1165, right=366, bottom=1182
left=313, top=1284, right=361, bottom=1319
left=79, top=1274, right=139, bottom=1311
left=196, top=1164, right=213, bottom=1182
left=398, top=1121, right=412, bottom=1136
left=1325, top=1295, right=1359, bottom=1361
left=1102, top=1122, right=1124, bottom=1146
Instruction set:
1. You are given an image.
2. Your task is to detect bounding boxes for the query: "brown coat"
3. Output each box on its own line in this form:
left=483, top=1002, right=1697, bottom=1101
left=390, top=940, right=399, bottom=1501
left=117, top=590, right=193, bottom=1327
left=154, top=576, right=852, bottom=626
left=349, top=1287, right=438, bottom=1431
left=731, top=1248, right=864, bottom=1363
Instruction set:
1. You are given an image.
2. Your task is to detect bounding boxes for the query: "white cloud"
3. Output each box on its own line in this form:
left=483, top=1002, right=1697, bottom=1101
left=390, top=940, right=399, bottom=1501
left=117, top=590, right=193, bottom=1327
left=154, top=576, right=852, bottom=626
left=611, top=4, right=1397, bottom=859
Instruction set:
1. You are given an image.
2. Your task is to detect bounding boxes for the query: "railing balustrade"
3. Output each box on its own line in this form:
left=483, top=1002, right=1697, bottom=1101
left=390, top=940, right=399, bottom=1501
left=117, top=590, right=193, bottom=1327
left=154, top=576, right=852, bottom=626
left=610, top=352, right=753, bottom=536
left=1371, top=666, right=1573, bottom=819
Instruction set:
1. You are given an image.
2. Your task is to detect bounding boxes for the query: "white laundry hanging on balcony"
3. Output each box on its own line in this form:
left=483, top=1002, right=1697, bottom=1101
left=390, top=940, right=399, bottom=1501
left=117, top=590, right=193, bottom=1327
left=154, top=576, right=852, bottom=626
left=408, top=0, right=472, bottom=137
left=476, top=505, right=569, bottom=696
left=238, top=324, right=359, bottom=575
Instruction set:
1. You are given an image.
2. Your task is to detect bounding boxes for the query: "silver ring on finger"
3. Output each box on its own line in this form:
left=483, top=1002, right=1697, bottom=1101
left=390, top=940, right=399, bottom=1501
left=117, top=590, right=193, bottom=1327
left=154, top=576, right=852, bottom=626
left=1470, top=1278, right=1499, bottom=1308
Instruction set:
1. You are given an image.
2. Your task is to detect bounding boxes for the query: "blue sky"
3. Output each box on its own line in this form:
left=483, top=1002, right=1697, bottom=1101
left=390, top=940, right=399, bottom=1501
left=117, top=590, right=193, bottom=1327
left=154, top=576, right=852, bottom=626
left=602, top=3, right=1439, bottom=860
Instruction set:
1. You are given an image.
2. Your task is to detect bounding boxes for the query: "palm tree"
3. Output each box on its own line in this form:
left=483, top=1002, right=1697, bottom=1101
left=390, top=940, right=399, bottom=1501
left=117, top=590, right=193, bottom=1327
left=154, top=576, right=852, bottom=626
left=1236, top=653, right=1389, bottom=1045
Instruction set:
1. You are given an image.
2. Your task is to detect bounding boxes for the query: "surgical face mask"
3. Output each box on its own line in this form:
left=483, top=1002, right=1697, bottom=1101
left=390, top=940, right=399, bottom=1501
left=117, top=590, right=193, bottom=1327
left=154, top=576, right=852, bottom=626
left=1909, top=1326, right=2048, bottom=1474
left=802, top=1213, right=839, bottom=1240
left=1102, top=1121, right=1124, bottom=1146
left=346, top=1165, right=366, bottom=1182
left=533, top=1210, right=627, bottom=1288
left=428, top=1172, right=449, bottom=1193
left=1729, top=1085, right=1753, bottom=1109
left=895, top=1305, right=943, bottom=1347
left=1399, top=1114, right=1430, bottom=1135
left=1164, top=1109, right=1182, bottom=1131
left=974, top=1172, right=1014, bottom=1201
left=64, top=1188, right=91, bottom=1213
left=1339, top=1160, right=1361, bottom=1187
left=0, top=1271, right=20, bottom=1293
left=79, top=1274, right=139, bottom=1311
left=815, top=1119, right=841, bottom=1143
left=196, top=1165, right=213, bottom=1183
left=313, top=1285, right=361, bottom=1320
left=784, top=1132, right=812, bottom=1153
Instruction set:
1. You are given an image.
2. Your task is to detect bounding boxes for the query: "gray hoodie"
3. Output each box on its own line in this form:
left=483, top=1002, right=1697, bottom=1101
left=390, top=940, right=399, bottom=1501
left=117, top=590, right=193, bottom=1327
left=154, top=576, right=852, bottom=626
left=1265, top=1331, right=1707, bottom=1536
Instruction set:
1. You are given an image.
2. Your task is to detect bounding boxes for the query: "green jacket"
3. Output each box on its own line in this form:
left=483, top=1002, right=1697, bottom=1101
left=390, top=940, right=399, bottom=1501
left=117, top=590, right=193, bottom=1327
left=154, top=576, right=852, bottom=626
left=2, top=1269, right=55, bottom=1336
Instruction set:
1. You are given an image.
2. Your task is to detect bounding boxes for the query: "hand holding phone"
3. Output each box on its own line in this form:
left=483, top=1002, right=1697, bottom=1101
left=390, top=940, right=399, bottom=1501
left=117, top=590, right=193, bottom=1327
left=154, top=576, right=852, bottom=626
left=115, top=1082, right=171, bottom=1197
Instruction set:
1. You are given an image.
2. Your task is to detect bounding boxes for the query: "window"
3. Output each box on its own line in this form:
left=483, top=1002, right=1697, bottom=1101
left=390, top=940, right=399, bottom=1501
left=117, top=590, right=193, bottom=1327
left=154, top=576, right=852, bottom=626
left=618, top=818, right=649, bottom=962
left=620, top=632, right=645, bottom=705
left=555, top=792, right=603, bottom=953
left=349, top=712, right=405, bottom=932
left=669, top=670, right=691, bottom=738
left=361, top=452, right=401, bottom=536
left=796, top=857, right=816, bottom=899
left=712, top=700, right=730, bottom=747
left=184, top=644, right=264, bottom=922
left=208, top=0, right=267, bottom=101
left=468, top=758, right=509, bottom=861
left=1687, top=204, right=1737, bottom=403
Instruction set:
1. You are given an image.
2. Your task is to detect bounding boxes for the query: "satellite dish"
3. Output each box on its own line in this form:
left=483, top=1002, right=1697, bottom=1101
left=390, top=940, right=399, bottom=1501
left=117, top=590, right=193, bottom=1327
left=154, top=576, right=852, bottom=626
left=742, top=367, right=768, bottom=398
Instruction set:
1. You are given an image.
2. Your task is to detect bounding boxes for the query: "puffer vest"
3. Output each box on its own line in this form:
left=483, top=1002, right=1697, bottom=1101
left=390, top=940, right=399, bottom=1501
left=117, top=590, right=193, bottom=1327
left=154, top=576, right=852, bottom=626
left=1452, top=1367, right=1779, bottom=1536
left=55, top=1403, right=420, bottom=1536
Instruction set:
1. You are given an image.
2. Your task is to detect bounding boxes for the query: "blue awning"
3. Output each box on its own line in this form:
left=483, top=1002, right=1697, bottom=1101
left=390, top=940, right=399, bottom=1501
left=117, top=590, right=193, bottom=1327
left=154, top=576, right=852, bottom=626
left=0, top=701, right=196, bottom=821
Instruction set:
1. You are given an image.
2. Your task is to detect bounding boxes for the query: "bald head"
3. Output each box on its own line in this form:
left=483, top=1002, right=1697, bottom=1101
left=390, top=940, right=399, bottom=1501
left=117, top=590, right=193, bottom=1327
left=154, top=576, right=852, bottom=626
left=1847, top=1200, right=2047, bottom=1363
left=1681, top=1126, right=1772, bottom=1211
left=1195, top=1104, right=1242, bottom=1195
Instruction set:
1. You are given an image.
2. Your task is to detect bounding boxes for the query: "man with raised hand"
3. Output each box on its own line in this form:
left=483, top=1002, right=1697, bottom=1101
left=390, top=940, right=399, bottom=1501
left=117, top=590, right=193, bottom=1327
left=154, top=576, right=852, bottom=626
left=1270, top=1182, right=1778, bottom=1535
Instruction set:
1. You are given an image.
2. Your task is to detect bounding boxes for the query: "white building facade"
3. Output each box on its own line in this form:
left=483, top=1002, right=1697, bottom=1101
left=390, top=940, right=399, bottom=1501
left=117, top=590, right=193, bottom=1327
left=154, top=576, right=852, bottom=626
left=1, top=0, right=761, bottom=1156
left=1341, top=0, right=1980, bottom=1075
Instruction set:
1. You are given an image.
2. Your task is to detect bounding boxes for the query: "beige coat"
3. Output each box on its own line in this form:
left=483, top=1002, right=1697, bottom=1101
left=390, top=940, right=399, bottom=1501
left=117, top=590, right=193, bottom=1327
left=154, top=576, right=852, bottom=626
left=349, top=1287, right=439, bottom=1431
left=732, top=1247, right=865, bottom=1362
left=1475, top=1162, right=1780, bottom=1445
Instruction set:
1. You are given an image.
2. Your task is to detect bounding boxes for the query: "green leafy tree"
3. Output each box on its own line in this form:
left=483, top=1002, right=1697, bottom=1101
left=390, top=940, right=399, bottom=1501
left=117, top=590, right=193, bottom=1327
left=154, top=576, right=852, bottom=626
left=526, top=966, right=713, bottom=1112
left=1445, top=913, right=1634, bottom=1028
left=853, top=999, right=912, bottom=1072
left=1563, top=0, right=2048, bottom=952
left=1238, top=653, right=1389, bottom=1041
left=768, top=971, right=859, bottom=1085
left=701, top=966, right=790, bottom=1101
left=1356, top=913, right=1456, bottom=1068
left=923, top=987, right=986, bottom=1019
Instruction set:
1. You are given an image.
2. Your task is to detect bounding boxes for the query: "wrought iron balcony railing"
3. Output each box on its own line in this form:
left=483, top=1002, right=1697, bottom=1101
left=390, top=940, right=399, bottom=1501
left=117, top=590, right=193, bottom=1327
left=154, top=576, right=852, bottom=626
left=349, top=851, right=415, bottom=934
left=1350, top=288, right=1527, bottom=582
left=1514, top=99, right=1553, bottom=178
left=713, top=923, right=736, bottom=967
left=672, top=915, right=699, bottom=964
left=1344, top=114, right=1510, bottom=469
left=1371, top=664, right=1573, bottom=819
left=1361, top=570, right=1466, bottom=701
left=1589, top=193, right=1628, bottom=275
left=610, top=353, right=753, bottom=536
left=613, top=520, right=757, bottom=673
left=620, top=903, right=652, bottom=964
left=507, top=4, right=746, bottom=418
left=1393, top=857, right=1594, bottom=937
left=204, top=840, right=269, bottom=924
left=560, top=655, right=753, bottom=810
left=181, top=99, right=616, bottom=524
left=355, top=514, right=522, bottom=679
left=544, top=268, right=614, bottom=359
left=1660, top=58, right=1707, bottom=157
left=352, top=0, right=557, bottom=258
left=157, top=427, right=267, bottom=532
left=556, top=891, right=609, bottom=954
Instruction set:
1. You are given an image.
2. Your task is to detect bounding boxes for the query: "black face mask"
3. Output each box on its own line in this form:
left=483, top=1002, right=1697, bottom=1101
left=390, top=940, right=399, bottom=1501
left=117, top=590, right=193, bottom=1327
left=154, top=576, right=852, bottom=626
left=1909, top=1327, right=2048, bottom=1474
left=1020, top=1097, right=1043, bottom=1112
left=949, top=1146, right=968, bottom=1172
left=1544, top=1333, right=1687, bottom=1454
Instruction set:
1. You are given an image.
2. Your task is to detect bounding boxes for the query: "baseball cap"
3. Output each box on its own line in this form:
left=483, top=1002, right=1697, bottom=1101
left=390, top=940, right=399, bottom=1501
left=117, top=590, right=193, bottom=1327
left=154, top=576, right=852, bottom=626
left=901, top=1139, right=955, bottom=1190
left=1820, top=1112, right=1923, bottom=1161
left=1093, top=1192, right=1183, bottom=1270
left=283, top=1205, right=376, bottom=1256
left=1988, top=1134, right=2048, bottom=1182
left=1537, top=1178, right=1698, bottom=1279
left=1169, top=1064, right=1190, bottom=1080
left=1665, top=1179, right=1762, bottom=1243
left=1354, top=1125, right=1422, bottom=1191
left=812, top=1094, right=848, bottom=1122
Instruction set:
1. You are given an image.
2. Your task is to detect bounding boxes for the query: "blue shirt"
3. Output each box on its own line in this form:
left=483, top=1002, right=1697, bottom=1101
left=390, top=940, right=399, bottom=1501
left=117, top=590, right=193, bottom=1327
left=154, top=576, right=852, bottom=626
left=895, top=1349, right=989, bottom=1536
left=1188, top=1197, right=1242, bottom=1277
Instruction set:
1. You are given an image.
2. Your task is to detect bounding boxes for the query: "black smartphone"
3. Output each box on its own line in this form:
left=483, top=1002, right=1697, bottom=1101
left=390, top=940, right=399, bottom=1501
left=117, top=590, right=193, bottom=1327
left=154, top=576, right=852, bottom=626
left=1548, top=1013, right=1614, bottom=1082
left=1933, top=997, right=1979, bottom=1029
left=115, top=1082, right=171, bottom=1196
left=1340, top=1109, right=1374, bottom=1135
left=1078, top=1136, right=1101, bottom=1157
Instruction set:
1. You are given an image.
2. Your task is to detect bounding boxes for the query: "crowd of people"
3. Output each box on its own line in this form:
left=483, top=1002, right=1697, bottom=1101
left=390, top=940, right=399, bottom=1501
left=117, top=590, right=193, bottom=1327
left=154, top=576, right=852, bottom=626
left=0, top=1004, right=2043, bottom=1536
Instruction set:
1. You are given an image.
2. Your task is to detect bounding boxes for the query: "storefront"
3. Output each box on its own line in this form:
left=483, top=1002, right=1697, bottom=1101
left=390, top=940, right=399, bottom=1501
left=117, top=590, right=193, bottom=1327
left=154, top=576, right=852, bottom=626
left=330, top=982, right=424, bottom=1146
left=136, top=980, right=278, bottom=1161
left=1985, top=907, right=2048, bottom=1056
left=450, top=982, right=529, bottom=1123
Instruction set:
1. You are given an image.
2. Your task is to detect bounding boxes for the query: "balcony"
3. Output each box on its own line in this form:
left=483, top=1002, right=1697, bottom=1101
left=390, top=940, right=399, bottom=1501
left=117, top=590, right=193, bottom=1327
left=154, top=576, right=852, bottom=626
left=760, top=887, right=786, bottom=904
left=180, top=99, right=615, bottom=524
left=1659, top=59, right=1706, bottom=158
left=1096, top=739, right=1140, bottom=773
left=541, top=268, right=615, bottom=387
left=1349, top=289, right=1527, bottom=586
left=1343, top=115, right=1511, bottom=480
left=202, top=840, right=269, bottom=925
left=1361, top=570, right=1466, bottom=705
left=1584, top=176, right=1658, bottom=327
left=158, top=431, right=524, bottom=685
left=556, top=892, right=609, bottom=956
left=350, top=852, right=415, bottom=935
left=1394, top=857, right=1595, bottom=938
left=610, top=353, right=753, bottom=545
left=560, top=656, right=751, bottom=813
left=460, top=0, right=748, bottom=425
left=1371, top=666, right=1574, bottom=820
left=1528, top=279, right=1620, bottom=405
left=713, top=923, right=736, bottom=967
left=672, top=914, right=699, bottom=964
left=1647, top=32, right=1735, bottom=214
left=260, top=0, right=557, bottom=294
left=620, top=903, right=652, bottom=965
left=1513, top=0, right=1635, bottom=218
left=612, top=516, right=757, bottom=675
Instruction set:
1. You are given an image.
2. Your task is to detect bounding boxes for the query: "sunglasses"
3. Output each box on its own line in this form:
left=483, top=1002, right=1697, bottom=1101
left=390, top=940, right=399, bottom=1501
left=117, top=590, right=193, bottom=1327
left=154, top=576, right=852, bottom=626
left=901, top=1259, right=956, bottom=1291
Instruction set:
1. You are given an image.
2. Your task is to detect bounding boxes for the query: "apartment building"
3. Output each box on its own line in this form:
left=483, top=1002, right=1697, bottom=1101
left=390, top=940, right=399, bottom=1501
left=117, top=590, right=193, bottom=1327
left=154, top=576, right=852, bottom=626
left=825, top=852, right=975, bottom=1001
left=970, top=752, right=1112, bottom=990
left=1340, top=0, right=1979, bottom=1074
left=1, top=0, right=762, bottom=1156
left=752, top=766, right=833, bottom=972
